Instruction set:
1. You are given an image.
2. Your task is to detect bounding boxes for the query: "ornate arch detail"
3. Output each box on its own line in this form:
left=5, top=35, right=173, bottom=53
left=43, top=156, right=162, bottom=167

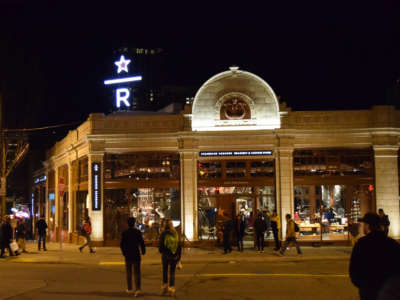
left=214, top=92, right=256, bottom=121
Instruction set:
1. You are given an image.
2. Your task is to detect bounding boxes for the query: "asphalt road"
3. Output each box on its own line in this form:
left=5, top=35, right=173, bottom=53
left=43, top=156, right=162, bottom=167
left=0, top=252, right=358, bottom=300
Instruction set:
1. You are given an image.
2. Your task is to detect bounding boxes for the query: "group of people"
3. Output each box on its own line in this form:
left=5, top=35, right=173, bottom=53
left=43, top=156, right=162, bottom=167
left=120, top=217, right=182, bottom=298
left=222, top=210, right=302, bottom=256
left=0, top=215, right=48, bottom=258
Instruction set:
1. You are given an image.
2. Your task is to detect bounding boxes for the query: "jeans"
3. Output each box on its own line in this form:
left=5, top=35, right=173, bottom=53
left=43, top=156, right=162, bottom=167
left=162, top=256, right=177, bottom=287
left=237, top=235, right=244, bottom=251
left=0, top=241, right=14, bottom=257
left=256, top=232, right=264, bottom=251
left=223, top=234, right=232, bottom=253
left=38, top=234, right=46, bottom=250
left=280, top=237, right=302, bottom=255
left=272, top=227, right=280, bottom=250
left=125, top=260, right=141, bottom=291
left=80, top=234, right=93, bottom=251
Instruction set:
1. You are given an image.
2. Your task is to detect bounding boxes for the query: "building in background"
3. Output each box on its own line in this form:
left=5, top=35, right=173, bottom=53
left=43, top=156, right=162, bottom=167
left=32, top=66, right=400, bottom=246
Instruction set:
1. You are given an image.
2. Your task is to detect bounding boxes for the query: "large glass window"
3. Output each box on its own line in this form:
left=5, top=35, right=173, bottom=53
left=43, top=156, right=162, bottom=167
left=294, top=185, right=374, bottom=241
left=104, top=188, right=180, bottom=241
left=198, top=161, right=222, bottom=179
left=104, top=153, right=180, bottom=180
left=198, top=186, right=276, bottom=241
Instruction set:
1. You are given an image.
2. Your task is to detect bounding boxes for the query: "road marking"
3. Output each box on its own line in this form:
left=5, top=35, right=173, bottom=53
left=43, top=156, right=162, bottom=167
left=99, top=261, right=124, bottom=265
left=194, top=273, right=348, bottom=278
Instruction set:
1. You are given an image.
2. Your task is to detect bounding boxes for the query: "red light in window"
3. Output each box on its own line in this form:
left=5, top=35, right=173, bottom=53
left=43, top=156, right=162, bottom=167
left=368, top=185, right=374, bottom=192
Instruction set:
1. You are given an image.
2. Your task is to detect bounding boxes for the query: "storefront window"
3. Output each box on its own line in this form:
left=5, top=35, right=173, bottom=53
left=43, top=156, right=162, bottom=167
left=104, top=153, right=179, bottom=180
left=226, top=161, right=246, bottom=178
left=250, top=161, right=274, bottom=177
left=197, top=186, right=276, bottom=241
left=75, top=191, right=88, bottom=231
left=198, top=161, right=222, bottom=179
left=104, top=187, right=180, bottom=241
left=294, top=185, right=374, bottom=241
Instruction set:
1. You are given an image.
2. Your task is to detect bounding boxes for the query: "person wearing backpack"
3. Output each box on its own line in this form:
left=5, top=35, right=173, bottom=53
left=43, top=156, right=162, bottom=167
left=120, top=217, right=146, bottom=297
left=79, top=217, right=95, bottom=253
left=159, top=219, right=182, bottom=297
left=278, top=214, right=302, bottom=256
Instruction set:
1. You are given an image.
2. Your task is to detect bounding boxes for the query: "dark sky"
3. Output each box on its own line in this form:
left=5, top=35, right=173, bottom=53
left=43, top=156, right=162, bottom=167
left=1, top=1, right=400, bottom=132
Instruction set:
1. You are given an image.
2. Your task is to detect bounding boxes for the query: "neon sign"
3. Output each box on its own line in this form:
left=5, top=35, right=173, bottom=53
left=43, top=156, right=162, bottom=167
left=104, top=54, right=142, bottom=110
left=92, top=163, right=101, bottom=211
left=199, top=150, right=273, bottom=157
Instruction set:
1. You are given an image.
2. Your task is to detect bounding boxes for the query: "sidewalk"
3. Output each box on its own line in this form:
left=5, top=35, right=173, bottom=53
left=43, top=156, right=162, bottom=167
left=2, top=242, right=352, bottom=266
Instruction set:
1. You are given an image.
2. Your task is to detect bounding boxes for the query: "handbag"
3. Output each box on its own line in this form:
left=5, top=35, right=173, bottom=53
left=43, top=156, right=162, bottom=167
left=10, top=240, right=19, bottom=253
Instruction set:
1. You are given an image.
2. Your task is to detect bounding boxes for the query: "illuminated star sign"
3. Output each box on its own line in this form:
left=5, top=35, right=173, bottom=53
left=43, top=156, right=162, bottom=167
left=114, top=55, right=131, bottom=73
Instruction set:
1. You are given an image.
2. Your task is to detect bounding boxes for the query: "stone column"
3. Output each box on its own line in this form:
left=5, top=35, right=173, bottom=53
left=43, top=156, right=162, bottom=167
left=88, top=153, right=104, bottom=243
left=45, top=170, right=50, bottom=226
left=276, top=147, right=294, bottom=239
left=374, top=146, right=400, bottom=237
left=180, top=151, right=198, bottom=241
left=68, top=162, right=74, bottom=234
left=54, top=166, right=60, bottom=232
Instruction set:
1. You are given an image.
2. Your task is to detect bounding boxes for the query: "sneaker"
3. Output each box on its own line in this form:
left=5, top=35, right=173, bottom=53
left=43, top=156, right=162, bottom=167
left=168, top=287, right=176, bottom=297
left=134, top=290, right=142, bottom=297
left=126, top=289, right=134, bottom=295
left=161, top=284, right=168, bottom=295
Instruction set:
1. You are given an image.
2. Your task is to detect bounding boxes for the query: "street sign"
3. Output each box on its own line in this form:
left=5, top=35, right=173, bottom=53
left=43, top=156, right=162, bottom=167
left=59, top=178, right=65, bottom=198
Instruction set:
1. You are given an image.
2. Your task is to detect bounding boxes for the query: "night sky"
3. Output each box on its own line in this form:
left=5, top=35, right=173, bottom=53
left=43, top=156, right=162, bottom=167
left=1, top=1, right=400, bottom=132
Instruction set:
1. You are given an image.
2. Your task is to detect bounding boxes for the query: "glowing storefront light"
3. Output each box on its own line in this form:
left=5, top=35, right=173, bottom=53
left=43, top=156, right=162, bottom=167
left=114, top=55, right=131, bottom=73
left=103, top=76, right=142, bottom=85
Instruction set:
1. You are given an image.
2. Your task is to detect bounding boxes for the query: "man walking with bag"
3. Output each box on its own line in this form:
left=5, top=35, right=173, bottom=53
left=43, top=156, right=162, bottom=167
left=278, top=214, right=302, bottom=256
left=120, top=217, right=146, bottom=297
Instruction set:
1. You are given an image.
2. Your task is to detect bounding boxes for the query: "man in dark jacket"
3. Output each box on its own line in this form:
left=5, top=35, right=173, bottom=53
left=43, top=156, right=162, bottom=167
left=254, top=213, right=267, bottom=253
left=349, top=212, right=400, bottom=300
left=36, top=216, right=47, bottom=251
left=378, top=208, right=390, bottom=236
left=222, top=216, right=233, bottom=254
left=235, top=213, right=245, bottom=252
left=0, top=216, right=15, bottom=257
left=120, top=217, right=145, bottom=297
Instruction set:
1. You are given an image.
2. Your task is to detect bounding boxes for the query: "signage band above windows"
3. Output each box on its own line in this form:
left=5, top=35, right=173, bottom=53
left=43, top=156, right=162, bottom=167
left=199, top=150, right=273, bottom=157
left=91, top=163, right=102, bottom=211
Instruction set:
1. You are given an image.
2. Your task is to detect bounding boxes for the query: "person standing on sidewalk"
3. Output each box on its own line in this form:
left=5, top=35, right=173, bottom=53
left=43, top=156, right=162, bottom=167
left=16, top=218, right=28, bottom=253
left=222, top=215, right=233, bottom=254
left=120, top=217, right=145, bottom=297
left=270, top=210, right=281, bottom=251
left=159, top=219, right=182, bottom=297
left=349, top=212, right=400, bottom=300
left=278, top=214, right=302, bottom=256
left=0, top=216, right=16, bottom=257
left=79, top=217, right=95, bottom=253
left=235, top=213, right=245, bottom=252
left=36, top=216, right=47, bottom=251
left=254, top=213, right=267, bottom=253
left=378, top=208, right=390, bottom=236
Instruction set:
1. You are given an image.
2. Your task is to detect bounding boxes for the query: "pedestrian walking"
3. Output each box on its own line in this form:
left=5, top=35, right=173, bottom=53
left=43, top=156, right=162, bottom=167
left=278, top=214, right=302, bottom=256
left=254, top=213, right=267, bottom=253
left=79, top=217, right=95, bottom=253
left=36, top=216, right=47, bottom=251
left=235, top=213, right=245, bottom=252
left=270, top=210, right=281, bottom=251
left=16, top=218, right=28, bottom=253
left=222, top=216, right=233, bottom=254
left=0, top=216, right=17, bottom=257
left=120, top=217, right=145, bottom=297
left=159, top=219, right=182, bottom=297
left=378, top=208, right=390, bottom=236
left=349, top=212, right=400, bottom=300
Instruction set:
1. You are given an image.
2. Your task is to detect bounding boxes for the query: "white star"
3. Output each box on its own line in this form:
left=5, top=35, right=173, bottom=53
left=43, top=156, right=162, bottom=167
left=114, top=55, right=131, bottom=74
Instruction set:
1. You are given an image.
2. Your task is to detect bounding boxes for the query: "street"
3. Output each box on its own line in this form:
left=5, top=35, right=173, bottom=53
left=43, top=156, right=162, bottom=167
left=0, top=243, right=359, bottom=300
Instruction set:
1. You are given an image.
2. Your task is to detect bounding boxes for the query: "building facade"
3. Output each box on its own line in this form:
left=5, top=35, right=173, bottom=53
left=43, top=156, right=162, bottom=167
left=33, top=67, right=400, bottom=245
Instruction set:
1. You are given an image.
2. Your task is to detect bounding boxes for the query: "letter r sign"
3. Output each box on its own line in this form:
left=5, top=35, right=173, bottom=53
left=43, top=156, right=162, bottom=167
left=116, top=88, right=131, bottom=108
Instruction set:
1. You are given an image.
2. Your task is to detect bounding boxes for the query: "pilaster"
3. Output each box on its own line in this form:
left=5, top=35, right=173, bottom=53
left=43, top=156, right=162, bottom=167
left=374, top=145, right=400, bottom=237
left=88, top=153, right=104, bottom=242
